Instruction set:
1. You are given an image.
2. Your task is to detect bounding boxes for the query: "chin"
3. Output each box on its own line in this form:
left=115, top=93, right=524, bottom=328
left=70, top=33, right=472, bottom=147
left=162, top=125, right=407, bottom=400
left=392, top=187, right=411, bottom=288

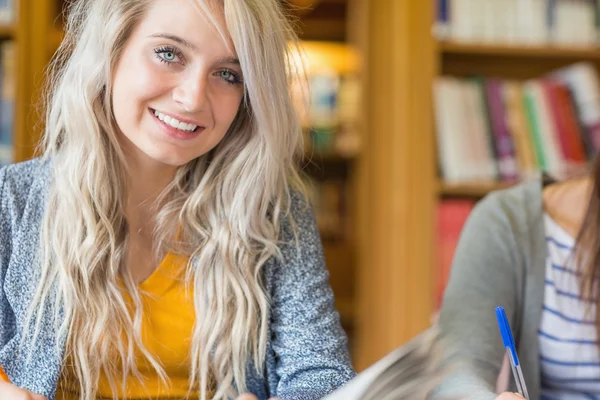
left=155, top=154, right=193, bottom=167
left=143, top=147, right=192, bottom=167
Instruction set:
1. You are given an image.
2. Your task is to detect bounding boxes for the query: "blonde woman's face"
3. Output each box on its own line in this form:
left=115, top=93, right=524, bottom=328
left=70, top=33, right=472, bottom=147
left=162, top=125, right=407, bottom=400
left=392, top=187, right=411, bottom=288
left=112, top=0, right=244, bottom=168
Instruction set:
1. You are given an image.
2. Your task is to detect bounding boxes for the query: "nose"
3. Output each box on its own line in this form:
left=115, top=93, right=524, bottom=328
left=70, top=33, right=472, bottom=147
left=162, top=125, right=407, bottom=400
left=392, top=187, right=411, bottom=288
left=172, top=72, right=209, bottom=113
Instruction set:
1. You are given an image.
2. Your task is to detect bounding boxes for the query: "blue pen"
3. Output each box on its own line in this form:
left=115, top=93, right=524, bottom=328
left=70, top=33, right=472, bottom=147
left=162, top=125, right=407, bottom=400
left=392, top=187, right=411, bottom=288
left=495, top=306, right=529, bottom=399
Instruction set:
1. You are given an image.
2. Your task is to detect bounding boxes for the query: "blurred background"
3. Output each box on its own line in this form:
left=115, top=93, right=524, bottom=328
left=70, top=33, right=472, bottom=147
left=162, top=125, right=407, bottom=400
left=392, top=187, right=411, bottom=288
left=5, top=0, right=600, bottom=372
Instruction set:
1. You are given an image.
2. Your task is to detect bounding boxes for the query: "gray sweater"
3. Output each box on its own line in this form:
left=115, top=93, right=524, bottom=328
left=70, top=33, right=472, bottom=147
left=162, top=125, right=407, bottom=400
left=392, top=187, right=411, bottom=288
left=0, top=158, right=355, bottom=399
left=438, top=177, right=549, bottom=400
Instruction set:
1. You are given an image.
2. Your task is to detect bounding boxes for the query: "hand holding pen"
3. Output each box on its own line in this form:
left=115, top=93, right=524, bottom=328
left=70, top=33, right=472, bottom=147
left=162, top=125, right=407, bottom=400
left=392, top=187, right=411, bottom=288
left=495, top=306, right=529, bottom=400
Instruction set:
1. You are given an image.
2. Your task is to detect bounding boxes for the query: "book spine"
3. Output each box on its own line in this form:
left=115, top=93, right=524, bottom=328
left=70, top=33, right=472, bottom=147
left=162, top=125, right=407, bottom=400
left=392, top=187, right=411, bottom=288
left=486, top=79, right=519, bottom=180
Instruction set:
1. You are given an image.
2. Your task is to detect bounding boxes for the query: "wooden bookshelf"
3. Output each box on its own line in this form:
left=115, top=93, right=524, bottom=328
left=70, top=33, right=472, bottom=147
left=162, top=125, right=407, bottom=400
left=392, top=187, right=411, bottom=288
left=439, top=41, right=600, bottom=59
left=353, top=0, right=436, bottom=370
left=0, top=24, right=15, bottom=39
left=353, top=0, right=600, bottom=371
left=437, top=180, right=518, bottom=198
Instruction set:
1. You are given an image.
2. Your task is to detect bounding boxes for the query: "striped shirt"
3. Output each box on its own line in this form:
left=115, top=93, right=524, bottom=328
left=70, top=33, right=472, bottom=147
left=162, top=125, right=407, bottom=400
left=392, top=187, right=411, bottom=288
left=540, top=213, right=600, bottom=400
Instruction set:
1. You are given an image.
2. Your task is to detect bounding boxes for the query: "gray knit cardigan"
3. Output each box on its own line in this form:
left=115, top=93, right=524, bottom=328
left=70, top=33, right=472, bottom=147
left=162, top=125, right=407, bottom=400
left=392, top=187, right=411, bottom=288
left=0, top=158, right=355, bottom=399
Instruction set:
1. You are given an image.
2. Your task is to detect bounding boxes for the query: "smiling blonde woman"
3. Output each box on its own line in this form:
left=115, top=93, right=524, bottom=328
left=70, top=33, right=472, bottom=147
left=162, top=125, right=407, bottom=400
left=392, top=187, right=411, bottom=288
left=0, top=0, right=355, bottom=399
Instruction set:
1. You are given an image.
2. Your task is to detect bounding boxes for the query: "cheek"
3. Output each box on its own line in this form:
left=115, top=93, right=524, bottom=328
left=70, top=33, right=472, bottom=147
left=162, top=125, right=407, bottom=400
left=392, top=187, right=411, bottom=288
left=113, top=56, right=171, bottom=125
left=215, top=92, right=243, bottom=127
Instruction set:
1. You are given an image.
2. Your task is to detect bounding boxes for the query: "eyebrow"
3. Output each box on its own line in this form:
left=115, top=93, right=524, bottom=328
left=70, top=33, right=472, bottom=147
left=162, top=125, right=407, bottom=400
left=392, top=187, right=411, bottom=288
left=217, top=57, right=240, bottom=65
left=149, top=33, right=198, bottom=51
left=149, top=33, right=240, bottom=65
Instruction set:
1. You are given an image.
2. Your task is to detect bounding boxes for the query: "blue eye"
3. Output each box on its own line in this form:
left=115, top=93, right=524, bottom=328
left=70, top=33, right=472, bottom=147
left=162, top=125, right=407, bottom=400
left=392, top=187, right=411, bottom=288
left=217, top=69, right=242, bottom=85
left=154, top=46, right=183, bottom=64
left=162, top=51, right=176, bottom=61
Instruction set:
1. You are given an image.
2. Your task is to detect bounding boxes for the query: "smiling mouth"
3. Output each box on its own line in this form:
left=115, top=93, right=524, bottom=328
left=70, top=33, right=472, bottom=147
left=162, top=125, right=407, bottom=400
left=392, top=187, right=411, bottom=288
left=150, top=108, right=200, bottom=133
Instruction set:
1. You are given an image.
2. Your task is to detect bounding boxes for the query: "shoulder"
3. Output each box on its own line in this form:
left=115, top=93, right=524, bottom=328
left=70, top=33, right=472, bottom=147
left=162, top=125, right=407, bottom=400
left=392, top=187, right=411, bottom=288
left=469, top=177, right=544, bottom=237
left=0, top=158, right=52, bottom=219
left=278, top=188, right=320, bottom=255
left=265, top=187, right=324, bottom=284
left=541, top=177, right=590, bottom=238
left=479, top=178, right=543, bottom=216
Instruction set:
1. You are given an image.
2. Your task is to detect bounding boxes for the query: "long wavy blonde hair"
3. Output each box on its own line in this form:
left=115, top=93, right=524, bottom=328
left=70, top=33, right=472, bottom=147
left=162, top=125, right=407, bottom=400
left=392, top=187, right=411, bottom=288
left=23, top=0, right=305, bottom=398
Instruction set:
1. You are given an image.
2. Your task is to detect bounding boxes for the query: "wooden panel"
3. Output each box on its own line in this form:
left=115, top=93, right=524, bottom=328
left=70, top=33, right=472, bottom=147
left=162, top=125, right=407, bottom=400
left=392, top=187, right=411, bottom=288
left=13, top=1, right=27, bottom=164
left=48, top=26, right=63, bottom=52
left=323, top=241, right=355, bottom=324
left=296, top=19, right=346, bottom=41
left=438, top=180, right=518, bottom=198
left=0, top=24, right=15, bottom=39
left=354, top=0, right=436, bottom=370
left=439, top=43, right=600, bottom=79
left=14, top=0, right=52, bottom=162
left=286, top=0, right=347, bottom=41
left=442, top=56, right=600, bottom=80
left=440, top=41, right=600, bottom=58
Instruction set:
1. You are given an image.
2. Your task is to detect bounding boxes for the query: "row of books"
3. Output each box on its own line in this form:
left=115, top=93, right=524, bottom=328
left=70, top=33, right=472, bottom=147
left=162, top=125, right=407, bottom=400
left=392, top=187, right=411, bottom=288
left=293, top=73, right=362, bottom=158
left=433, top=62, right=600, bottom=183
left=435, top=0, right=599, bottom=46
left=0, top=41, right=14, bottom=166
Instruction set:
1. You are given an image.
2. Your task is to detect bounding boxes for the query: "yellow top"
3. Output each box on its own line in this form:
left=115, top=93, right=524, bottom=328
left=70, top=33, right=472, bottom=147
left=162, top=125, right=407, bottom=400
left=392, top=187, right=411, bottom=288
left=55, top=253, right=203, bottom=399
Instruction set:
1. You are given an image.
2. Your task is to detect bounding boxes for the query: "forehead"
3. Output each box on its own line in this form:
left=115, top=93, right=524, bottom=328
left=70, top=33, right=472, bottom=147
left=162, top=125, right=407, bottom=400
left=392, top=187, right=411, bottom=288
left=136, top=0, right=236, bottom=55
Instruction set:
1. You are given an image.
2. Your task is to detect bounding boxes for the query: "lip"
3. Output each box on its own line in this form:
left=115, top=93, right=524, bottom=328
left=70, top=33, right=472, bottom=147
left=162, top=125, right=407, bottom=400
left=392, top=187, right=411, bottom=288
left=149, top=108, right=205, bottom=141
left=150, top=108, right=205, bottom=126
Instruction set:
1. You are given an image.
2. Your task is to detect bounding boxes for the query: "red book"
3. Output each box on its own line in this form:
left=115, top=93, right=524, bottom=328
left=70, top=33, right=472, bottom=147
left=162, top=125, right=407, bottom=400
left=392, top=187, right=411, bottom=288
left=554, top=82, right=587, bottom=163
left=542, top=80, right=573, bottom=164
left=435, top=200, right=474, bottom=309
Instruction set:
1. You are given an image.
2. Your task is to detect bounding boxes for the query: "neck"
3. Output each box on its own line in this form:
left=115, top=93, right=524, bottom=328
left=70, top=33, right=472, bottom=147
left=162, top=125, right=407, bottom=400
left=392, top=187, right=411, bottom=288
left=543, top=176, right=592, bottom=238
left=125, top=156, right=177, bottom=236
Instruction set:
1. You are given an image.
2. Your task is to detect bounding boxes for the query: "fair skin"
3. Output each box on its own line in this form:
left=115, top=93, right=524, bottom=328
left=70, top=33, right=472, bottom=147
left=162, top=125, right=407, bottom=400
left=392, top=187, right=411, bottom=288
left=111, top=0, right=245, bottom=284
left=494, top=176, right=591, bottom=400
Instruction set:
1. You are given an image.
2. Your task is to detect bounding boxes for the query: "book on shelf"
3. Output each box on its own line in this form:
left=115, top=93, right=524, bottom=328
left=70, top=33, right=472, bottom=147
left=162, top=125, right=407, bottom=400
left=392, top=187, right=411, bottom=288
left=435, top=0, right=599, bottom=46
left=433, top=62, right=600, bottom=184
left=435, top=199, right=474, bottom=307
left=0, top=0, right=14, bottom=24
left=0, top=41, right=14, bottom=166
left=289, top=41, right=362, bottom=158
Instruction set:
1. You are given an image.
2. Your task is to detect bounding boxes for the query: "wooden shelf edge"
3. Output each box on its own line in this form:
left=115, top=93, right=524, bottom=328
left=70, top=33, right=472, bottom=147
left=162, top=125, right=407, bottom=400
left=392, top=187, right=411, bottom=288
left=437, top=180, right=518, bottom=198
left=438, top=40, right=600, bottom=59
left=0, top=24, right=16, bottom=39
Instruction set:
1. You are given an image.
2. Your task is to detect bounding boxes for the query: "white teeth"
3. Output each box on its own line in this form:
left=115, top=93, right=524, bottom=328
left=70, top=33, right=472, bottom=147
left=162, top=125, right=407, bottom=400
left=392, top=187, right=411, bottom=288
left=152, top=109, right=198, bottom=132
